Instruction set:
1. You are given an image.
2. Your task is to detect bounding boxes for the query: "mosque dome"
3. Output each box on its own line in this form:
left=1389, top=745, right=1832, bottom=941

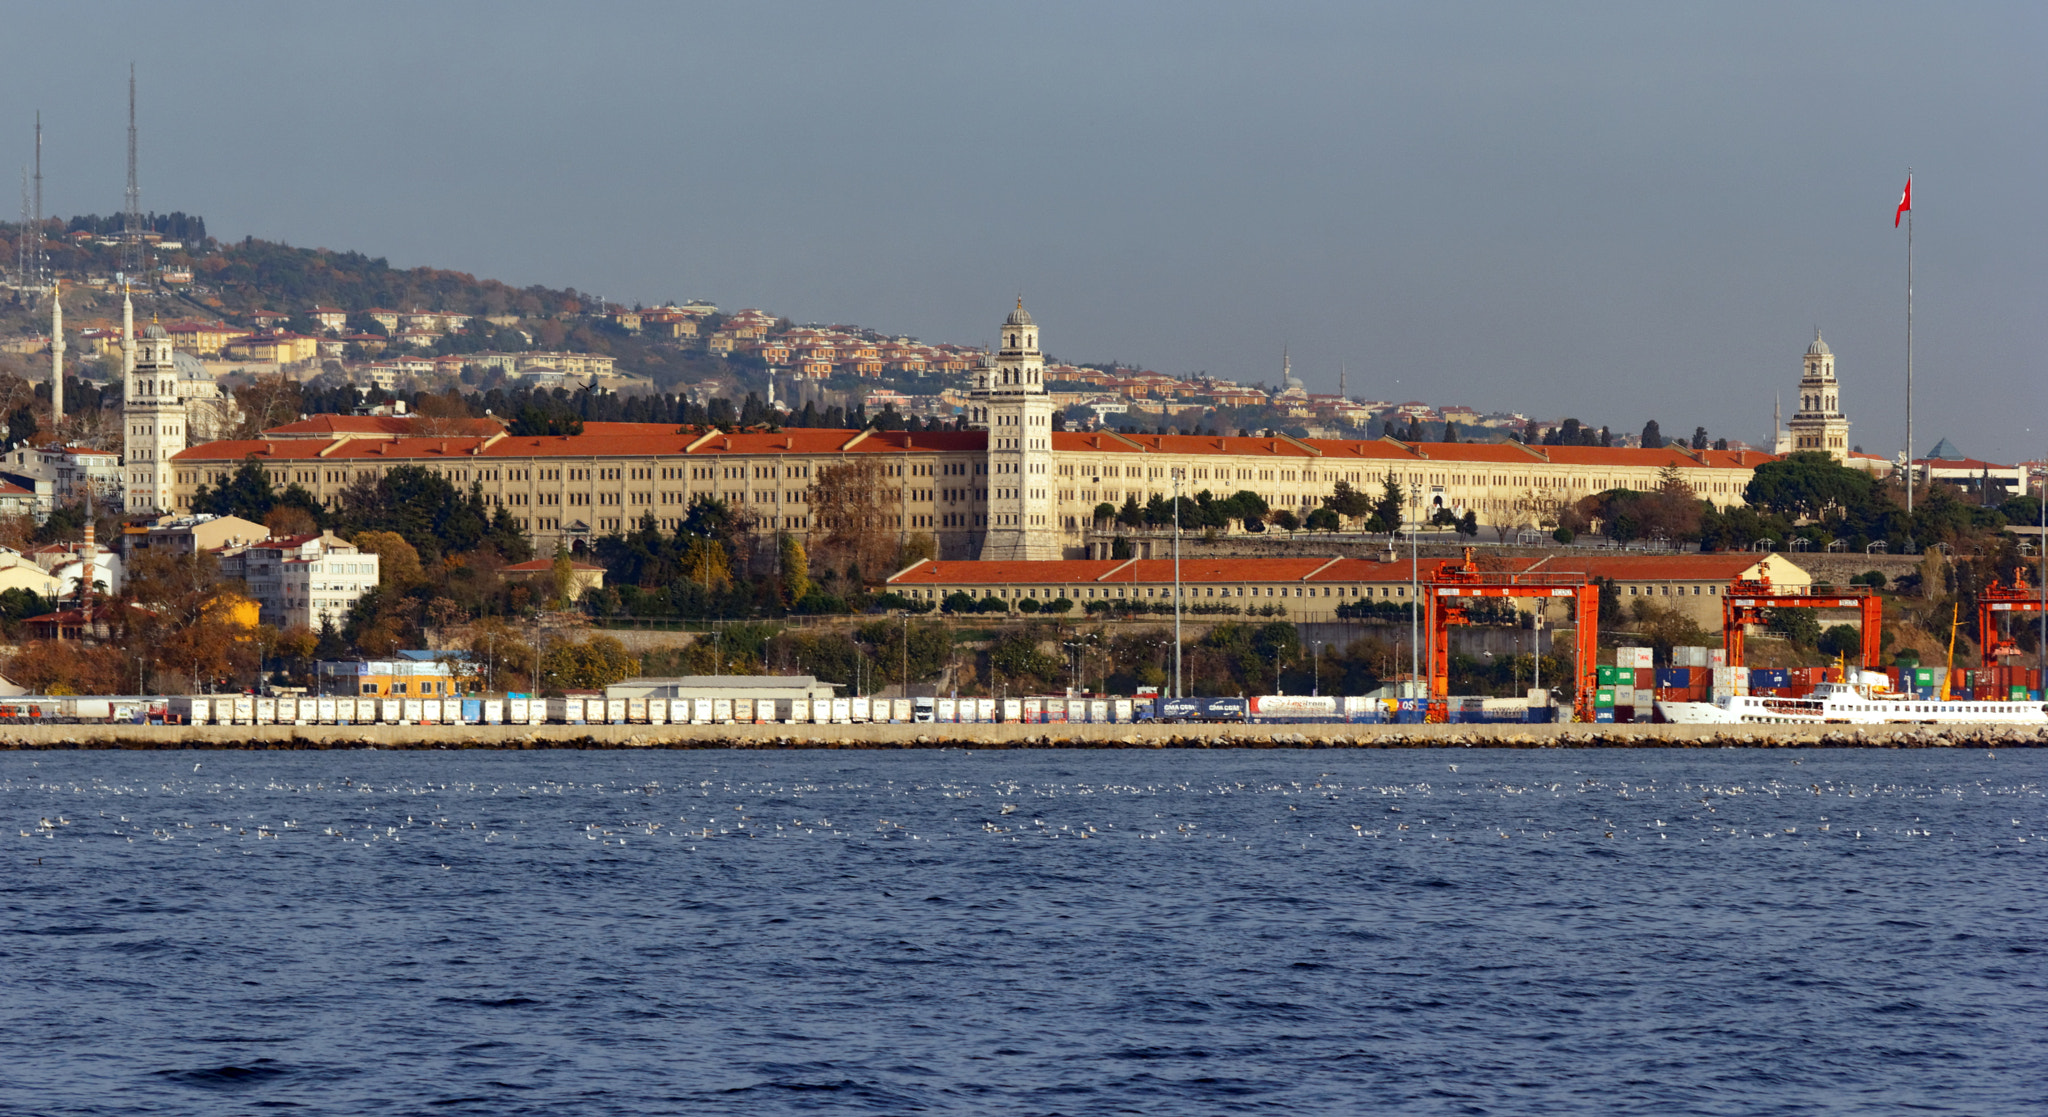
left=1806, top=329, right=1830, bottom=357
left=1005, top=298, right=1034, bottom=328
left=143, top=322, right=169, bottom=340
left=172, top=351, right=212, bottom=380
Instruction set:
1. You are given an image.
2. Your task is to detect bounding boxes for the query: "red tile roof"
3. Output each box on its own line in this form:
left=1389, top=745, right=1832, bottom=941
left=501, top=559, right=605, bottom=572
left=263, top=415, right=506, bottom=438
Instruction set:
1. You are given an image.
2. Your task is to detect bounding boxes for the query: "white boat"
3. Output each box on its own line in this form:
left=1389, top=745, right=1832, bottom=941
left=1658, top=672, right=2047, bottom=726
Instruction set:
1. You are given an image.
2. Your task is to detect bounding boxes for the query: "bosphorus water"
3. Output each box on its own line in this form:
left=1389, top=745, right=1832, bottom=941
left=4, top=748, right=2044, bottom=1115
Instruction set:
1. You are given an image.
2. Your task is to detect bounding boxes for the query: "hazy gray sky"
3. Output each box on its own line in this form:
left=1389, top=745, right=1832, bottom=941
left=9, top=2, right=2044, bottom=459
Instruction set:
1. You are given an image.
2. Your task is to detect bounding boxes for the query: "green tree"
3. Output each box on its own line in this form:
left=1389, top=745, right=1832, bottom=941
left=1368, top=471, right=1406, bottom=535
left=1640, top=419, right=1663, bottom=449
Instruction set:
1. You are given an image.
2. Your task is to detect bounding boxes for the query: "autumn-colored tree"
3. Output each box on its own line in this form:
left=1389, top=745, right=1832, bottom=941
left=354, top=531, right=426, bottom=590
left=811, top=460, right=898, bottom=579
left=539, top=634, right=638, bottom=690
left=265, top=504, right=319, bottom=538
left=683, top=537, right=732, bottom=591
left=778, top=535, right=811, bottom=605
left=232, top=373, right=305, bottom=438
left=2, top=640, right=132, bottom=695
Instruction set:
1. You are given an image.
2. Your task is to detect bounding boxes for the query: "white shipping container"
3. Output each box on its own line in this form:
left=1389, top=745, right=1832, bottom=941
left=1089, top=700, right=1109, bottom=723
left=1112, top=699, right=1132, bottom=722
left=546, top=696, right=583, bottom=723
left=1022, top=698, right=1042, bottom=723
left=484, top=699, right=503, bottom=725
left=381, top=698, right=402, bottom=724
left=708, top=698, right=728, bottom=723
left=627, top=698, right=647, bottom=723
left=831, top=698, right=851, bottom=723
left=1001, top=699, right=1021, bottom=723
left=936, top=698, right=956, bottom=722
left=605, top=699, right=626, bottom=724
left=426, top=699, right=446, bottom=724
left=1709, top=649, right=1728, bottom=668
left=509, top=697, right=530, bottom=724
left=789, top=698, right=810, bottom=723
left=892, top=698, right=912, bottom=722
left=316, top=698, right=337, bottom=724
left=690, top=698, right=711, bottom=724
left=402, top=698, right=423, bottom=722
left=646, top=698, right=667, bottom=724
left=335, top=697, right=356, bottom=724
left=732, top=698, right=751, bottom=724
left=851, top=697, right=870, bottom=723
left=254, top=697, right=276, bottom=724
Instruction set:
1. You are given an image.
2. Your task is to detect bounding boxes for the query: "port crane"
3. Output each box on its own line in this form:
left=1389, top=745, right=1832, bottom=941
left=1424, top=549, right=1601, bottom=723
left=1721, top=576, right=1883, bottom=671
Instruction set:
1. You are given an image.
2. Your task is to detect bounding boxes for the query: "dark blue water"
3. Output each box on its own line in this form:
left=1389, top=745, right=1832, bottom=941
left=3, top=748, right=2045, bottom=1116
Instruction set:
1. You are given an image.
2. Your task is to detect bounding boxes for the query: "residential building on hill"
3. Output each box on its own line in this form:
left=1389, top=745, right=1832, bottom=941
left=217, top=532, right=380, bottom=631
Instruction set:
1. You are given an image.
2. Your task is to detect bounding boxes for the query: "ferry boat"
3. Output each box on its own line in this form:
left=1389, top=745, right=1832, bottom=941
left=1657, top=672, right=2048, bottom=726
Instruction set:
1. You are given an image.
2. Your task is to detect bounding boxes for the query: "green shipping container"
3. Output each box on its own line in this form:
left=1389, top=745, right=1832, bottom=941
left=1912, top=668, right=1936, bottom=685
left=1597, top=665, right=1629, bottom=685
left=1594, top=687, right=1616, bottom=707
left=2013, top=687, right=2030, bottom=702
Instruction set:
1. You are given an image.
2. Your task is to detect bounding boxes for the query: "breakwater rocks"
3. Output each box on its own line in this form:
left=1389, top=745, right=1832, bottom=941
left=0, top=723, right=2043, bottom=750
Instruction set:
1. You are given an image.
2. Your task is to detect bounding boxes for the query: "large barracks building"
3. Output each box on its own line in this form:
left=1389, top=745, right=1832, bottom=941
left=167, top=303, right=1777, bottom=559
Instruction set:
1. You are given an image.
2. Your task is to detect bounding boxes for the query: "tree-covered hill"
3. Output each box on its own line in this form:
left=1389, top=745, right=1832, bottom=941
left=197, top=239, right=588, bottom=319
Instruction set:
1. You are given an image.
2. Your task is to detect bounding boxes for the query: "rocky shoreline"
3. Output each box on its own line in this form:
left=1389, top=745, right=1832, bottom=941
left=1, top=723, right=2043, bottom=750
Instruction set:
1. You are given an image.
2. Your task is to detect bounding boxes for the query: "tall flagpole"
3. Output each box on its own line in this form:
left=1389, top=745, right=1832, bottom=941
left=1904, top=168, right=1914, bottom=519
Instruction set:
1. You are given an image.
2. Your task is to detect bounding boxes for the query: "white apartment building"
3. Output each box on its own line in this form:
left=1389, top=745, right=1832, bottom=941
left=219, top=532, right=380, bottom=631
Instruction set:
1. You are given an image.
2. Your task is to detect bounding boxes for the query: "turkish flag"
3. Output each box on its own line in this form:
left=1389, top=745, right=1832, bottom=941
left=1895, top=176, right=1911, bottom=227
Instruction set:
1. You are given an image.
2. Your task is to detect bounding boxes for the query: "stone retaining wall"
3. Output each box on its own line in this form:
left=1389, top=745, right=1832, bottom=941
left=2, top=722, right=2039, bottom=750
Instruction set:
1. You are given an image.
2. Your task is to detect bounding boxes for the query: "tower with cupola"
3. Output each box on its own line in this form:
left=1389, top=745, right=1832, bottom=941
left=1787, top=329, right=1851, bottom=461
left=974, top=299, right=1059, bottom=560
left=124, top=314, right=186, bottom=513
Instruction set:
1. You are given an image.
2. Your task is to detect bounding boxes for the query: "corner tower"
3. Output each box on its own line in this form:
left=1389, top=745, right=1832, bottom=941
left=974, top=299, right=1058, bottom=560
left=124, top=318, right=185, bottom=513
left=1787, top=329, right=1850, bottom=461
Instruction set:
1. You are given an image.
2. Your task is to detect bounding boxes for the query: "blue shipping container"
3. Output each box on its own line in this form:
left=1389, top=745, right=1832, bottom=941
left=1656, top=668, right=1690, bottom=688
left=1199, top=697, right=1248, bottom=721
left=461, top=699, right=482, bottom=724
left=1159, top=698, right=1202, bottom=721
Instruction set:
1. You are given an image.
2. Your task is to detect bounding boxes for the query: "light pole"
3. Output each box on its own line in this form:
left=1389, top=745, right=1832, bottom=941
left=1172, top=466, right=1183, bottom=699
left=1312, top=640, right=1322, bottom=697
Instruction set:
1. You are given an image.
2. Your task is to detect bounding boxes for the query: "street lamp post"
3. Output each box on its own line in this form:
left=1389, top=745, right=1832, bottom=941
left=1312, top=640, right=1322, bottom=697
left=1172, top=467, right=1183, bottom=699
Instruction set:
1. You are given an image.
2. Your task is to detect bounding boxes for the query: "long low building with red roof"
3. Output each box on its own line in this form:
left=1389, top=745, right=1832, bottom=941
left=885, top=552, right=1811, bottom=627
left=166, top=417, right=1779, bottom=558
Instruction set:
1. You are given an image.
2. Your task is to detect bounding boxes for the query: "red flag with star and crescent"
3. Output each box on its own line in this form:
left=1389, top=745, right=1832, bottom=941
left=1895, top=175, right=1911, bottom=227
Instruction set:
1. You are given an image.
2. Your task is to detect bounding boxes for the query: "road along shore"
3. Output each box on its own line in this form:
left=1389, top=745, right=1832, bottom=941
left=0, top=722, right=2042, bottom=750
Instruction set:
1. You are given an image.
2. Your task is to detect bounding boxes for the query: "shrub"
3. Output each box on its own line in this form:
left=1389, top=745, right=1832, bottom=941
left=976, top=595, right=1008, bottom=614
left=1046, top=597, right=1074, bottom=614
left=942, top=591, right=979, bottom=614
left=1017, top=597, right=1042, bottom=614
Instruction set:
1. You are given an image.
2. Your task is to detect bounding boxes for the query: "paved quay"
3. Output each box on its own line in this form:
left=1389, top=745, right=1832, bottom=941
left=1, top=722, right=2043, bottom=749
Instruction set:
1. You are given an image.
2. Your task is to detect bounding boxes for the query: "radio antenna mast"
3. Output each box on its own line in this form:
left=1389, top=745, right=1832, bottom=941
left=122, top=64, right=144, bottom=279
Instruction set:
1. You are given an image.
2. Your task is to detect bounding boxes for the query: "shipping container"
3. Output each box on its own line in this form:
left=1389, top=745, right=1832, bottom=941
left=460, top=698, right=482, bottom=724
left=1249, top=695, right=1338, bottom=719
left=1022, top=698, right=1042, bottom=723
left=1002, top=698, right=1022, bottom=723
left=789, top=698, right=810, bottom=723
left=545, top=697, right=582, bottom=724
left=935, top=698, right=955, bottom=722
left=253, top=697, right=276, bottom=724
left=1112, top=699, right=1132, bottom=723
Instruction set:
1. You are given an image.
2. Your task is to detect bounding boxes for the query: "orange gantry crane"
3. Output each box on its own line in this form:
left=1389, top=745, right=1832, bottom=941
left=1978, top=568, right=2045, bottom=672
left=1721, top=576, right=1883, bottom=670
left=1424, top=549, right=1600, bottom=723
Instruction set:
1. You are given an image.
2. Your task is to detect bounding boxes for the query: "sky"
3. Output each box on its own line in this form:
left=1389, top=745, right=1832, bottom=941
left=7, top=2, right=2045, bottom=461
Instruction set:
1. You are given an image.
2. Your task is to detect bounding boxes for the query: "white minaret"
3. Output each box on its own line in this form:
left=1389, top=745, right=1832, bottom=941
left=48, top=283, right=64, bottom=427
left=975, top=299, right=1058, bottom=560
left=1788, top=329, right=1851, bottom=461
left=121, top=284, right=136, bottom=379
left=124, top=318, right=184, bottom=514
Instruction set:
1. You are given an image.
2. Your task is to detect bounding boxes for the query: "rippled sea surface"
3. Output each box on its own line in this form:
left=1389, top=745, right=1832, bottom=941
left=4, top=748, right=2046, bottom=1116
